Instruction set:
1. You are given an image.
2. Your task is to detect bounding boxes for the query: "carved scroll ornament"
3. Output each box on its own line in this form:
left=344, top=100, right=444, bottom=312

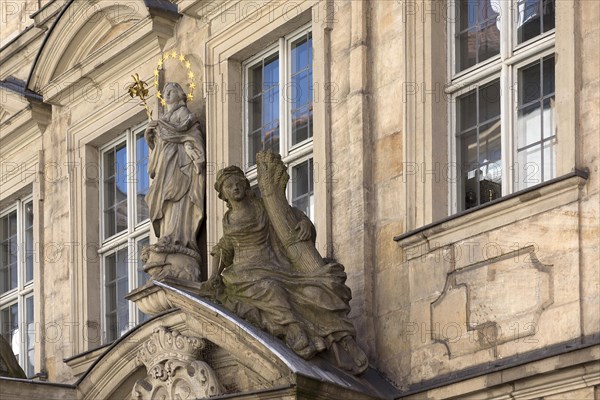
left=132, top=327, right=222, bottom=400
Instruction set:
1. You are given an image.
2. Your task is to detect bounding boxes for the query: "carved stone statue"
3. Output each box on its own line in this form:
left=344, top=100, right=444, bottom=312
left=199, top=152, right=368, bottom=375
left=142, top=82, right=205, bottom=281
left=0, top=335, right=26, bottom=378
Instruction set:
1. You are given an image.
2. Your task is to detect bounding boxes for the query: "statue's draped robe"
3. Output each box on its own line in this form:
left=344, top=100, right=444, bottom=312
left=213, top=198, right=356, bottom=354
left=146, top=104, right=205, bottom=253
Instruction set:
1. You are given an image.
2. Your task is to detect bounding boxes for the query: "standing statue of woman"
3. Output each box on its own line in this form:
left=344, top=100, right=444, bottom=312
left=202, top=166, right=368, bottom=375
left=144, top=82, right=205, bottom=256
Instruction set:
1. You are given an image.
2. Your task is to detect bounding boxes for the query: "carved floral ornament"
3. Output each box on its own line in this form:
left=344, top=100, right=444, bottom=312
left=132, top=327, right=223, bottom=400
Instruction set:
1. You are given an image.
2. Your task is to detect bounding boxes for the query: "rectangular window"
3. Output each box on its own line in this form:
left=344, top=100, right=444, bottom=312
left=244, top=27, right=315, bottom=221
left=0, top=198, right=35, bottom=377
left=449, top=0, right=555, bottom=212
left=99, top=123, right=150, bottom=342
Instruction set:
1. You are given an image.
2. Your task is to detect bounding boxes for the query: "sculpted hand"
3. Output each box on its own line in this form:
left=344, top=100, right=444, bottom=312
left=294, top=219, right=312, bottom=242
left=144, top=121, right=157, bottom=148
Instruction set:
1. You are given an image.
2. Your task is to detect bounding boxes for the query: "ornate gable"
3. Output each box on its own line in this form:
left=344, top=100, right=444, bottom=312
left=27, top=0, right=180, bottom=104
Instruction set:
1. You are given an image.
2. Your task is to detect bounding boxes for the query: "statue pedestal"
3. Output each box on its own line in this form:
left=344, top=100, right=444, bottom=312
left=143, top=249, right=200, bottom=281
left=126, top=277, right=205, bottom=315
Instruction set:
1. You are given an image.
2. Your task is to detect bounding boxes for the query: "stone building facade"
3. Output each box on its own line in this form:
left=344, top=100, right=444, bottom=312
left=0, top=0, right=598, bottom=398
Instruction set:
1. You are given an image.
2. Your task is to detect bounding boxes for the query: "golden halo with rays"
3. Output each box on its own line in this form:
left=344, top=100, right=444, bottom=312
left=153, top=49, right=197, bottom=107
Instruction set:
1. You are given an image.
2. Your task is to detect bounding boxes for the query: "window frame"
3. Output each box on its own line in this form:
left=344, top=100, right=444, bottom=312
left=0, top=196, right=35, bottom=377
left=242, top=24, right=316, bottom=221
left=242, top=25, right=314, bottom=173
left=98, top=122, right=150, bottom=343
left=447, top=0, right=556, bottom=214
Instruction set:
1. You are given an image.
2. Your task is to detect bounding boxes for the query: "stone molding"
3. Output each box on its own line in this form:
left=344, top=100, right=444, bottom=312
left=397, top=173, right=588, bottom=259
left=27, top=0, right=180, bottom=103
left=431, top=246, right=554, bottom=358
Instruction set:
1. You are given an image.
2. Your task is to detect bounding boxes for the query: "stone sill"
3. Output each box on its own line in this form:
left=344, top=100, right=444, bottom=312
left=394, top=170, right=589, bottom=259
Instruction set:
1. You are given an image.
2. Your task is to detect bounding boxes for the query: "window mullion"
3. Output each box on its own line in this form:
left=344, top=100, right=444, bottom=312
left=128, top=237, right=136, bottom=326
left=127, top=129, right=135, bottom=236
left=501, top=63, right=512, bottom=195
left=279, top=37, right=288, bottom=159
left=17, top=282, right=25, bottom=369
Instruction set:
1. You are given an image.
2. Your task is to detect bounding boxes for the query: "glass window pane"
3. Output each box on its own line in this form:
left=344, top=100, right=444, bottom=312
left=103, top=149, right=115, bottom=179
left=517, top=56, right=555, bottom=188
left=262, top=122, right=280, bottom=154
left=117, top=278, right=129, bottom=337
left=103, top=209, right=116, bottom=239
left=115, top=200, right=128, bottom=234
left=291, top=71, right=310, bottom=112
left=478, top=18, right=500, bottom=64
left=517, top=145, right=542, bottom=189
left=291, top=35, right=310, bottom=74
left=517, top=0, right=541, bottom=43
left=460, top=129, right=479, bottom=210
left=542, top=0, right=555, bottom=33
left=542, top=98, right=555, bottom=139
left=517, top=0, right=554, bottom=44
left=542, top=55, right=555, bottom=96
left=457, top=29, right=477, bottom=71
left=263, top=87, right=279, bottom=127
left=249, top=96, right=262, bottom=132
left=103, top=143, right=128, bottom=238
left=479, top=80, right=501, bottom=122
left=518, top=104, right=542, bottom=148
left=263, top=55, right=279, bottom=91
left=248, top=130, right=261, bottom=166
left=543, top=139, right=556, bottom=182
left=292, top=106, right=310, bottom=145
left=456, top=1, right=499, bottom=72
left=116, top=248, right=128, bottom=279
left=479, top=120, right=502, bottom=204
left=248, top=64, right=263, bottom=98
left=457, top=78, right=502, bottom=211
left=246, top=53, right=280, bottom=167
left=25, top=296, right=34, bottom=377
left=519, top=61, right=541, bottom=105
left=25, top=201, right=34, bottom=283
left=291, top=159, right=314, bottom=221
left=1, top=212, right=18, bottom=294
left=458, top=90, right=477, bottom=132
left=136, top=133, right=149, bottom=223
left=459, top=0, right=478, bottom=32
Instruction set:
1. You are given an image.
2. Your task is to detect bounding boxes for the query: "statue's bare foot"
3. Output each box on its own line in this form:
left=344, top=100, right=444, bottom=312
left=341, top=337, right=368, bottom=374
left=329, top=336, right=368, bottom=375
left=286, top=323, right=317, bottom=359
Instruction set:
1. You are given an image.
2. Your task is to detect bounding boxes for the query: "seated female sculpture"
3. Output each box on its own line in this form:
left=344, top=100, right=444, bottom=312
left=203, top=165, right=368, bottom=375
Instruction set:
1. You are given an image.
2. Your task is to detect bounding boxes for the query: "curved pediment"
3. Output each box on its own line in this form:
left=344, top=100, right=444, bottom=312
left=27, top=0, right=180, bottom=101
left=75, top=281, right=395, bottom=400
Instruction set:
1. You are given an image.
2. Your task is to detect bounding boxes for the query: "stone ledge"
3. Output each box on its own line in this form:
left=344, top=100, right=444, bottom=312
left=397, top=338, right=599, bottom=399
left=395, top=170, right=589, bottom=258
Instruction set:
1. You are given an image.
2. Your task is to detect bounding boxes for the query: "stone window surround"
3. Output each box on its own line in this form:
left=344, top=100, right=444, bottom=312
left=395, top=169, right=589, bottom=254
left=401, top=0, right=578, bottom=232
left=204, top=2, right=333, bottom=267
left=0, top=195, right=35, bottom=377
left=447, top=0, right=558, bottom=214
